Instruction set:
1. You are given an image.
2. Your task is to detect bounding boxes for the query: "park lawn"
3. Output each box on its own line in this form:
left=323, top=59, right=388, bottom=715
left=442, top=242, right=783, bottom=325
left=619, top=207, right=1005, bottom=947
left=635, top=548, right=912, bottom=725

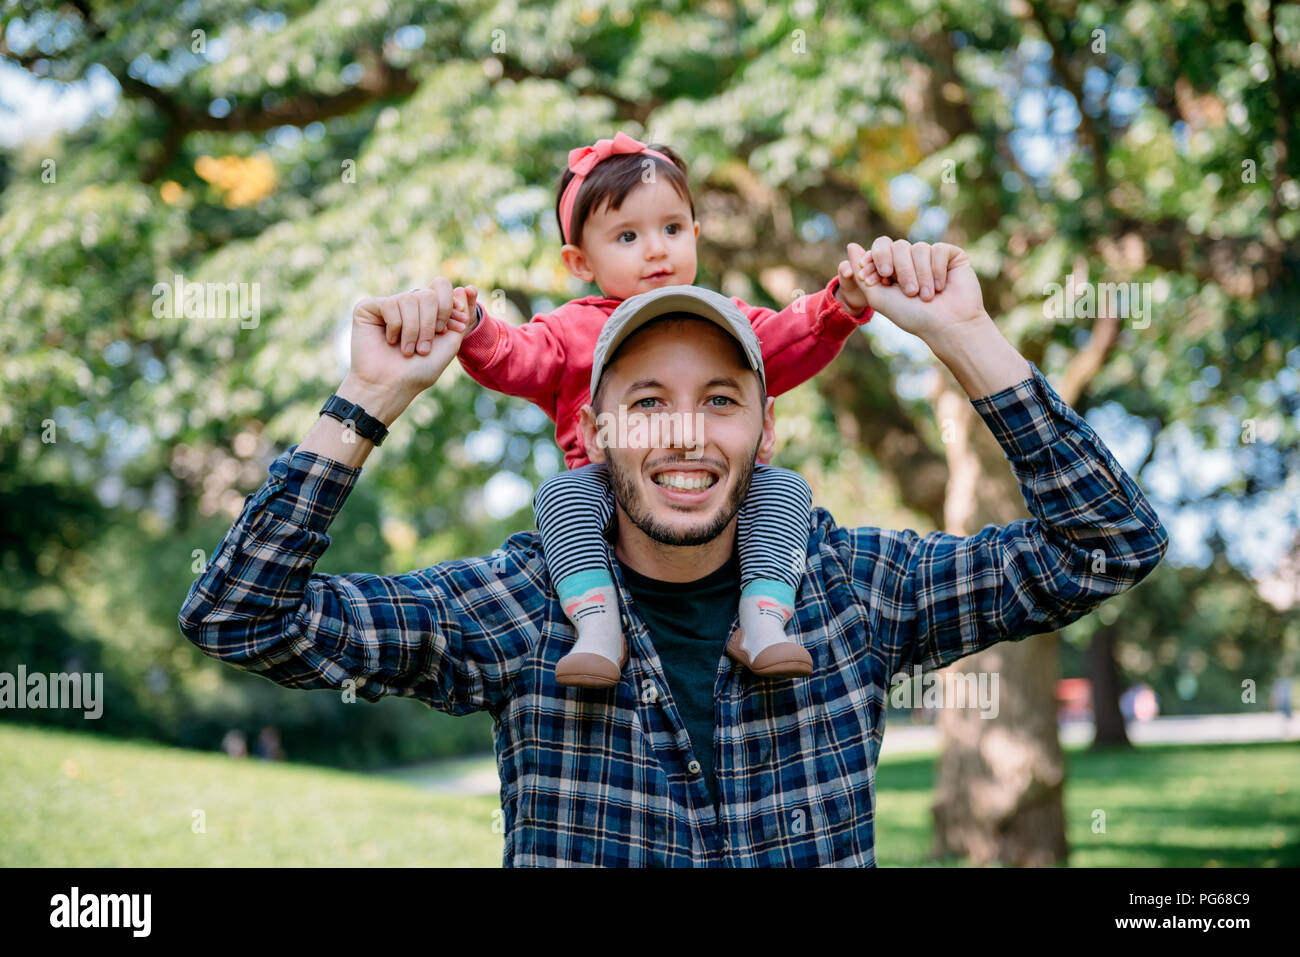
left=0, top=724, right=503, bottom=867
left=3, top=723, right=1295, bottom=867
left=874, top=739, right=1300, bottom=867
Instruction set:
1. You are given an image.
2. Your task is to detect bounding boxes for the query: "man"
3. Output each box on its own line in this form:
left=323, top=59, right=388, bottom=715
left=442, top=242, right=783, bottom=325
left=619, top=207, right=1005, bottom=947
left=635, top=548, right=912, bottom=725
left=178, top=238, right=1168, bottom=866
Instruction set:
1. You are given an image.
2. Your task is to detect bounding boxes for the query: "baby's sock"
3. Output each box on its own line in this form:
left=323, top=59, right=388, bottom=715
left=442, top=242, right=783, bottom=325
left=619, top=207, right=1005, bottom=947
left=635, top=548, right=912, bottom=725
left=556, top=569, right=624, bottom=666
left=737, top=578, right=797, bottom=660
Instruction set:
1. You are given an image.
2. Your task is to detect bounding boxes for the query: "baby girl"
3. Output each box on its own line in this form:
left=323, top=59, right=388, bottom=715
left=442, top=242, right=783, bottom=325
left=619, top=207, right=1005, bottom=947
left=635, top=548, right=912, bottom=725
left=448, top=132, right=874, bottom=688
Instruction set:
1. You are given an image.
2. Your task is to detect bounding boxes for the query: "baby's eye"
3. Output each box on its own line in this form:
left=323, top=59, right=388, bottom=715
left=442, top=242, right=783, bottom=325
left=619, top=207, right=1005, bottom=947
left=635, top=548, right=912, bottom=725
left=618, top=231, right=637, bottom=243
left=665, top=223, right=680, bottom=235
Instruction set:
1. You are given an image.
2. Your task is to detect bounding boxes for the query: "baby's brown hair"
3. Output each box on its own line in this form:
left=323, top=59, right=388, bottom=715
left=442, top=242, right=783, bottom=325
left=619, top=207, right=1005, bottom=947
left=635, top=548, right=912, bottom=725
left=555, top=144, right=695, bottom=248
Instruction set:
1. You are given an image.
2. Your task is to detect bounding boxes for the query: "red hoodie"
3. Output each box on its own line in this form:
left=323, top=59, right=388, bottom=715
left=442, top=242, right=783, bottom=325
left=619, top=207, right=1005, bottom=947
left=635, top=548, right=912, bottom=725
left=457, top=275, right=871, bottom=469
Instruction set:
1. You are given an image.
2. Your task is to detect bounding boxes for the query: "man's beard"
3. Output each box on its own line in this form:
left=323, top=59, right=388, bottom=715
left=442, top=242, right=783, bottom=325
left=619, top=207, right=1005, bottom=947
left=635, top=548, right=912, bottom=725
left=606, top=443, right=758, bottom=547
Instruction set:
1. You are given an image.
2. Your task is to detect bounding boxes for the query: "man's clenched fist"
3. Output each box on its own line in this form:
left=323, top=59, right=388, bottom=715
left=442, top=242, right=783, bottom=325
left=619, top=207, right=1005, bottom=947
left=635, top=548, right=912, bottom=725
left=840, top=238, right=990, bottom=344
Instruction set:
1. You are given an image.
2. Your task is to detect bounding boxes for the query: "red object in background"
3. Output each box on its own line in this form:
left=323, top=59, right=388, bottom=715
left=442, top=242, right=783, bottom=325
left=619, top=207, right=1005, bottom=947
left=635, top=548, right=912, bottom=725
left=1055, top=677, right=1093, bottom=722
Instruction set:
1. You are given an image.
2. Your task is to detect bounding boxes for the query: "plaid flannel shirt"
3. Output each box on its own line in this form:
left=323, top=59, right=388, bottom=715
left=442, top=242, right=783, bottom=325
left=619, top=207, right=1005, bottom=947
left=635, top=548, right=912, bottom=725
left=178, top=362, right=1168, bottom=866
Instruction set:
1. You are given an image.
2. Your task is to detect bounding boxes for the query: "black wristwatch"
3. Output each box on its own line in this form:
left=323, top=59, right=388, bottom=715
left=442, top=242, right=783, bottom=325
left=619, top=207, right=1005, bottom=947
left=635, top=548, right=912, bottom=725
left=320, top=393, right=390, bottom=447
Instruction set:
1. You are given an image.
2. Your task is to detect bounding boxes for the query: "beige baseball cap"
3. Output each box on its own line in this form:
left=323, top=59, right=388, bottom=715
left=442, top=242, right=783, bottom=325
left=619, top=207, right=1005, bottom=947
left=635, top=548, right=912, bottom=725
left=589, top=284, right=766, bottom=401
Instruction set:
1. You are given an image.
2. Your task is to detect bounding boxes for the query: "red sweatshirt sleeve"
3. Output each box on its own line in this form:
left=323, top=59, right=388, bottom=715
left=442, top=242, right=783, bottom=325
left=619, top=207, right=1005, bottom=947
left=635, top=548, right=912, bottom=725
left=735, top=275, right=872, bottom=397
left=456, top=302, right=568, bottom=419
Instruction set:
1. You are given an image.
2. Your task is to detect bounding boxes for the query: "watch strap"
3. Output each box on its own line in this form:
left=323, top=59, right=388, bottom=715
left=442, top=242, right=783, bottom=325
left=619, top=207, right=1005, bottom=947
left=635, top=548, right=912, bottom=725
left=320, top=393, right=389, bottom=447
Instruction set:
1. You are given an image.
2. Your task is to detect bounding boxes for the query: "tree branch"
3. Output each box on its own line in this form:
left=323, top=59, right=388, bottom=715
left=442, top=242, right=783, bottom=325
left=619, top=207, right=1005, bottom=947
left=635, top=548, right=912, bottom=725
left=1059, top=311, right=1120, bottom=406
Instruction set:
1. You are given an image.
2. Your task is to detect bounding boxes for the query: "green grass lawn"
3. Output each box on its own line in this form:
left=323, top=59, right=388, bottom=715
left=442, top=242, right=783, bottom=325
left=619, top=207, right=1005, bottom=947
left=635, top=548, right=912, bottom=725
left=875, top=739, right=1299, bottom=867
left=0, top=724, right=503, bottom=866
left=2, top=723, right=1295, bottom=866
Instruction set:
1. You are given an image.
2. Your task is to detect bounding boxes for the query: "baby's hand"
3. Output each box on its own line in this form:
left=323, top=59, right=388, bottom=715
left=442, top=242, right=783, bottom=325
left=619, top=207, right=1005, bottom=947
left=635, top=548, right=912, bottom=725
left=451, top=285, right=480, bottom=334
left=835, top=248, right=873, bottom=316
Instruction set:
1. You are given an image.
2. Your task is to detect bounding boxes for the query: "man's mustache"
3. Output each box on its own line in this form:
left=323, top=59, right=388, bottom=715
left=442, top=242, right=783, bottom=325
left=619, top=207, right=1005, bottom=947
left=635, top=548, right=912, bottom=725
left=643, top=455, right=727, bottom=474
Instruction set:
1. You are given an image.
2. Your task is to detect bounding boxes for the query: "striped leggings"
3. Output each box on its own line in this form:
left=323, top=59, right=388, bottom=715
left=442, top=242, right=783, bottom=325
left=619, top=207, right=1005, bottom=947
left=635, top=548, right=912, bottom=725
left=533, top=462, right=811, bottom=591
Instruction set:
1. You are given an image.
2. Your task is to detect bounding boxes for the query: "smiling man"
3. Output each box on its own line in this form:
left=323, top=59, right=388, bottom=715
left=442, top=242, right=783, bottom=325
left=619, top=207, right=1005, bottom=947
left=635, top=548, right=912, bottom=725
left=178, top=238, right=1169, bottom=866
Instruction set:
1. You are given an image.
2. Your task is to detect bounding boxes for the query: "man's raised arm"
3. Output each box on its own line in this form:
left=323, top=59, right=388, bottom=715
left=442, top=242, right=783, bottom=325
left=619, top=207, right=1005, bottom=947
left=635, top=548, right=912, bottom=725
left=836, top=239, right=1169, bottom=675
left=177, top=281, right=535, bottom=714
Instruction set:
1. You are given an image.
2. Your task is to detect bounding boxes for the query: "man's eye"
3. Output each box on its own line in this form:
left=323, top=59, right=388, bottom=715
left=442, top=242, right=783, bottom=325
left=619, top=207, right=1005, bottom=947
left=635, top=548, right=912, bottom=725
left=706, top=395, right=735, bottom=407
left=633, top=397, right=659, bottom=409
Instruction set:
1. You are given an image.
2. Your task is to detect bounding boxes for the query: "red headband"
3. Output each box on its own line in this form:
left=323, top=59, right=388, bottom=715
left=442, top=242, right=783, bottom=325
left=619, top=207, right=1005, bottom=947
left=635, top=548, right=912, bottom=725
left=558, top=132, right=675, bottom=245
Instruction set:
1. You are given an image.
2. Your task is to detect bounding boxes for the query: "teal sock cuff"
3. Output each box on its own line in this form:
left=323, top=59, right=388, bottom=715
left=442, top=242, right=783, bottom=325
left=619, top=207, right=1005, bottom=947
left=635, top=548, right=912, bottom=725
left=740, top=578, right=796, bottom=607
left=556, top=569, right=616, bottom=602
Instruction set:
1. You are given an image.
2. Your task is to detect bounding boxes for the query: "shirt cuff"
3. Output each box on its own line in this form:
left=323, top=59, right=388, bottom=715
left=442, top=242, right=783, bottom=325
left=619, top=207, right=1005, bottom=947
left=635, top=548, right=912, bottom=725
left=818, top=275, right=873, bottom=337
left=969, top=361, right=1082, bottom=461
left=261, top=444, right=363, bottom=533
left=458, top=302, right=502, bottom=368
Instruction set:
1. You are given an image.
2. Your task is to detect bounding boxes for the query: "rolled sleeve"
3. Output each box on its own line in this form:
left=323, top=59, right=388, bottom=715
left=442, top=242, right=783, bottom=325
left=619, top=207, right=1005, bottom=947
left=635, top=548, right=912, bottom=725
left=261, top=446, right=362, bottom=532
left=969, top=363, right=1073, bottom=462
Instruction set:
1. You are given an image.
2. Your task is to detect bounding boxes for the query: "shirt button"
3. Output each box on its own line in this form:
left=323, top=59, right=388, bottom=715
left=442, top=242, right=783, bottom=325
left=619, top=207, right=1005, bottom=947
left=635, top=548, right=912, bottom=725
left=687, top=759, right=701, bottom=774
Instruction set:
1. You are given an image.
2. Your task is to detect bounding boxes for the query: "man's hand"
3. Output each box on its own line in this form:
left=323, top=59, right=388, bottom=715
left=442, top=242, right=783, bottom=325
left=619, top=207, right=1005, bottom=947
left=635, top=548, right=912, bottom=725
left=345, top=279, right=470, bottom=421
left=843, top=237, right=1030, bottom=399
left=841, top=239, right=989, bottom=345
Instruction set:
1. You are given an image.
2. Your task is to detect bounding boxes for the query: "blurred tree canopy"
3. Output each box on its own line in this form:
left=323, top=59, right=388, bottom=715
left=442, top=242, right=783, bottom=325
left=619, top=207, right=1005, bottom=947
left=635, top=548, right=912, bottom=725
left=2, top=0, right=1297, bottom=805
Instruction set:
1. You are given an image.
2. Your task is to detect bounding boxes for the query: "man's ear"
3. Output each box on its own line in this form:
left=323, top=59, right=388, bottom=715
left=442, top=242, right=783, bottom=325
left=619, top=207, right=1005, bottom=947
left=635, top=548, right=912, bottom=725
left=579, top=404, right=607, bottom=464
left=755, top=395, right=776, bottom=463
left=561, top=244, right=595, bottom=283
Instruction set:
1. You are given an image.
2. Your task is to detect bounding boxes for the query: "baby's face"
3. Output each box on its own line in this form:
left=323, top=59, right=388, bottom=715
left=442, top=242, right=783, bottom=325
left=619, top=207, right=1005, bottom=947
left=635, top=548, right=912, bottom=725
left=568, top=176, right=700, bottom=300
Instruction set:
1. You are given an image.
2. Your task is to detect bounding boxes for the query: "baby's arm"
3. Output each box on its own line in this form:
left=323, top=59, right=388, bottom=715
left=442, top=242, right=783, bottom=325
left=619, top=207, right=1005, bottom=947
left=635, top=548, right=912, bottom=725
left=743, top=237, right=946, bottom=395
left=739, top=264, right=873, bottom=397
left=449, top=285, right=569, bottom=415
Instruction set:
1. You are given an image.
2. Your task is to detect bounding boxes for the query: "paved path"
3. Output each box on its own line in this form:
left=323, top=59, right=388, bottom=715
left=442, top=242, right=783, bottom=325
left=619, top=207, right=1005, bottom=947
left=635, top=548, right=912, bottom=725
left=880, top=710, right=1300, bottom=755
left=383, top=712, right=1300, bottom=797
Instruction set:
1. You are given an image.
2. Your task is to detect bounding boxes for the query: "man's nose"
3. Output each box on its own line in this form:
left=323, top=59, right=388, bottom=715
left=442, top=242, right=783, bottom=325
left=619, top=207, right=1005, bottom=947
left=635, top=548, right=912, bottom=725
left=654, top=409, right=705, bottom=455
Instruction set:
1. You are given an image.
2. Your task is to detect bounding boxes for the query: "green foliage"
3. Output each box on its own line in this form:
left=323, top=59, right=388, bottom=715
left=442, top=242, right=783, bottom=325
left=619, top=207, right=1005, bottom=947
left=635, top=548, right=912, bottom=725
left=1061, top=557, right=1300, bottom=714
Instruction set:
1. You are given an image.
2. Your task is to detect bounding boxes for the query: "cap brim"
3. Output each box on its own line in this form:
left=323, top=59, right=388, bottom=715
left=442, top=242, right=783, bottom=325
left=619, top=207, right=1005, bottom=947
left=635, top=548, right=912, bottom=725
left=589, top=286, right=765, bottom=401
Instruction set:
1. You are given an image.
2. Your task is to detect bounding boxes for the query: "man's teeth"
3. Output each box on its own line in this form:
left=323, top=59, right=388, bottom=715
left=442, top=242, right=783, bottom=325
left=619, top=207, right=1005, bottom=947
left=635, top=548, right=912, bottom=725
left=653, top=471, right=717, bottom=491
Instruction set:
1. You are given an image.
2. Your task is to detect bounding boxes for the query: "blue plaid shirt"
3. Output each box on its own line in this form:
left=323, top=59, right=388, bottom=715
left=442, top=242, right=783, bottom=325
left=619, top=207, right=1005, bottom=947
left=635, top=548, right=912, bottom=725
left=178, top=363, right=1168, bottom=866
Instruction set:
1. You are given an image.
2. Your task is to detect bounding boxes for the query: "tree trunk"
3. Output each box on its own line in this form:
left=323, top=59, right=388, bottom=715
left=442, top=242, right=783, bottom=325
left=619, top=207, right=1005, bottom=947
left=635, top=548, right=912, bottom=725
left=1088, top=625, right=1132, bottom=749
left=928, top=370, right=1069, bottom=866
